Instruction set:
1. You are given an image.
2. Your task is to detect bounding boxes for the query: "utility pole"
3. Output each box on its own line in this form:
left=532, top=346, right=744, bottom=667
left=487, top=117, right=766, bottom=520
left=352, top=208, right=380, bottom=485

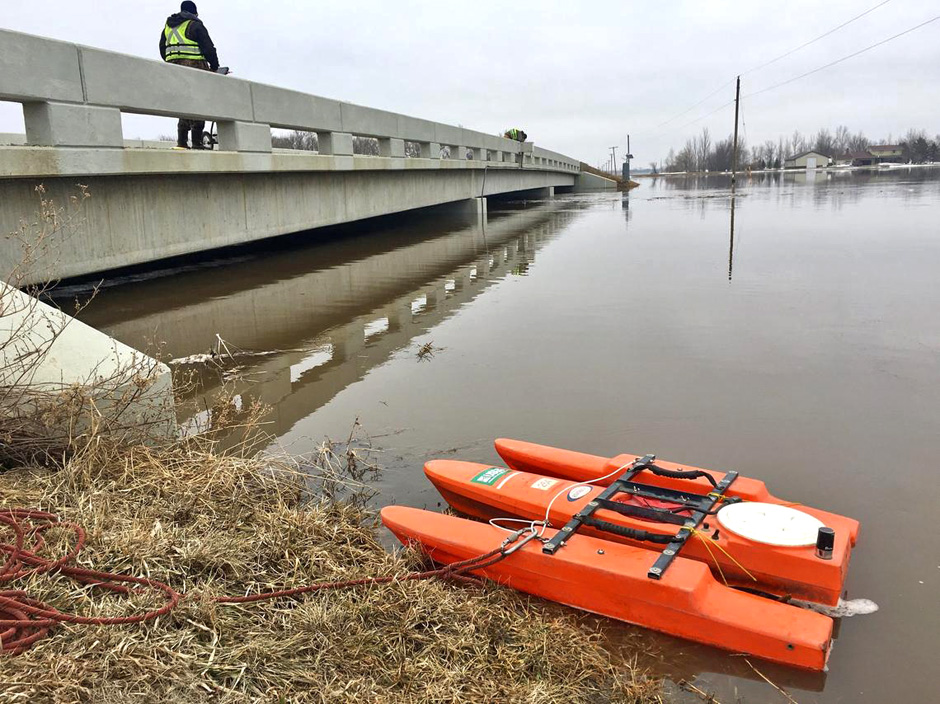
left=731, top=75, right=741, bottom=192
left=624, top=134, right=633, bottom=183
left=610, top=146, right=618, bottom=176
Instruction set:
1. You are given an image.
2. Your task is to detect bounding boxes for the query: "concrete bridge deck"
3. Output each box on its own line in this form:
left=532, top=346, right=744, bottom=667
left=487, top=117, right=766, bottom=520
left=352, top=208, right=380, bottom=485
left=0, top=29, right=590, bottom=285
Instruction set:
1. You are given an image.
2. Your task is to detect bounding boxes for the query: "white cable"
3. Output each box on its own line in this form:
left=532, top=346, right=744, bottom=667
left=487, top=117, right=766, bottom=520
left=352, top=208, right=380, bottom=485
left=488, top=516, right=542, bottom=533
left=539, top=459, right=636, bottom=537
left=487, top=459, right=640, bottom=540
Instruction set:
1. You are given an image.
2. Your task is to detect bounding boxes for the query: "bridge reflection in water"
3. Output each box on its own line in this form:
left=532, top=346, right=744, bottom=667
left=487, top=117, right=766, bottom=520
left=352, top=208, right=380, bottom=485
left=78, top=201, right=581, bottom=438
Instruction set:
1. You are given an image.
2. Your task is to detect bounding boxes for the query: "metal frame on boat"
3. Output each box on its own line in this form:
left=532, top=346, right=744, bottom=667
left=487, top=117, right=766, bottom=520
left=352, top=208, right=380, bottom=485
left=542, top=453, right=740, bottom=581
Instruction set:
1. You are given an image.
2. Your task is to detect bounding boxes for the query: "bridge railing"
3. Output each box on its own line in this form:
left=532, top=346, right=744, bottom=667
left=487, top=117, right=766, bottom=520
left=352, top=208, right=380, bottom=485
left=0, top=28, right=579, bottom=172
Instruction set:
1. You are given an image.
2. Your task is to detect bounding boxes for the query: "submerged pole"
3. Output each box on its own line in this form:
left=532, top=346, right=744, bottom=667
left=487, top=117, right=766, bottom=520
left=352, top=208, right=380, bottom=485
left=731, top=75, right=741, bottom=193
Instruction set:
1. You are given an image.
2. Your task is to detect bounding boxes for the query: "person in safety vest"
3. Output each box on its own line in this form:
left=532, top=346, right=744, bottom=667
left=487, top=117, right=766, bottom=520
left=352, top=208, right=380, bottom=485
left=159, top=1, right=220, bottom=149
left=504, top=128, right=527, bottom=143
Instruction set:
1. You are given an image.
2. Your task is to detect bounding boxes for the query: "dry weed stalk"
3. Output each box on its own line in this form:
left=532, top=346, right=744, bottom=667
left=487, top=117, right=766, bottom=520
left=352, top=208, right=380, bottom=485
left=0, top=186, right=177, bottom=468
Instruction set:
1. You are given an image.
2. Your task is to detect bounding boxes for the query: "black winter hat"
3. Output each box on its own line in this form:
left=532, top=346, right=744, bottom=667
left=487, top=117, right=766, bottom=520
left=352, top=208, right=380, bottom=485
left=181, top=1, right=198, bottom=13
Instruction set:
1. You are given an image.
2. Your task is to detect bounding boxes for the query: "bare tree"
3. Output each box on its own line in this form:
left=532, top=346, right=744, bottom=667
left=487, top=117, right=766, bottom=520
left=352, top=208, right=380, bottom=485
left=697, top=127, right=712, bottom=171
left=846, top=131, right=870, bottom=153
left=271, top=130, right=318, bottom=151
left=761, top=140, right=776, bottom=168
left=791, top=130, right=805, bottom=155
left=670, top=139, right=697, bottom=172
left=710, top=137, right=733, bottom=172
left=901, top=128, right=931, bottom=163
left=834, top=125, right=850, bottom=155
left=353, top=137, right=379, bottom=156
left=813, top=128, right=835, bottom=156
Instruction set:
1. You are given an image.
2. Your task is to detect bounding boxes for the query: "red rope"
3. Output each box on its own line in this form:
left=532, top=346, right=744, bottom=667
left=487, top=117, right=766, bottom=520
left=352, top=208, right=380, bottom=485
left=0, top=509, right=508, bottom=655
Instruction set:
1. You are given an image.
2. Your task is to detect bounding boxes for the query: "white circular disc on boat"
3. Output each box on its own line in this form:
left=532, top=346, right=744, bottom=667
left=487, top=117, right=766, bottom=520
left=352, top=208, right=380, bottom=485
left=716, top=502, right=824, bottom=547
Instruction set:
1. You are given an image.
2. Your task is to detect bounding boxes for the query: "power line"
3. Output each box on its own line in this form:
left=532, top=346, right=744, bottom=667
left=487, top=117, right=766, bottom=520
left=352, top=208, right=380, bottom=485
left=741, top=0, right=892, bottom=76
left=747, top=13, right=940, bottom=98
left=636, top=78, right=736, bottom=136
left=636, top=2, right=894, bottom=143
left=671, top=99, right=735, bottom=134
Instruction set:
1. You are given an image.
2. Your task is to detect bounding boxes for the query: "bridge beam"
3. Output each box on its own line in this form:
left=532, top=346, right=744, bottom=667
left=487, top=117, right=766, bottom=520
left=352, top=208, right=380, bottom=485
left=0, top=166, right=571, bottom=285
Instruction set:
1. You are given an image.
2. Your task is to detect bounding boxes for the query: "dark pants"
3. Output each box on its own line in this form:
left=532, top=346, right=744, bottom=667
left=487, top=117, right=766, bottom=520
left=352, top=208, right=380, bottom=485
left=177, top=119, right=207, bottom=149
left=168, top=58, right=210, bottom=148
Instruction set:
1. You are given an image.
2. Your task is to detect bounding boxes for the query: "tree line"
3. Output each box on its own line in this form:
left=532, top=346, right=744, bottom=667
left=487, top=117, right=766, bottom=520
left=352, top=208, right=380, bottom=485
left=655, top=126, right=940, bottom=173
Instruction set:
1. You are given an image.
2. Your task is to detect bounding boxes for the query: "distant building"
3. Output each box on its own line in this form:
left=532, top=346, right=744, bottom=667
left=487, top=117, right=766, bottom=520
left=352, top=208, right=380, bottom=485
left=868, top=144, right=903, bottom=163
left=838, top=151, right=877, bottom=167
left=837, top=146, right=904, bottom=167
left=784, top=150, right=831, bottom=169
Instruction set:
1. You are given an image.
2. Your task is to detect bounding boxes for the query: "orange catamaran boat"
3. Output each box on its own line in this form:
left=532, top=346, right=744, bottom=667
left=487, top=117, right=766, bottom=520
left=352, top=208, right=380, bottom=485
left=382, top=505, right=834, bottom=671
left=425, top=440, right=859, bottom=606
left=382, top=439, right=863, bottom=670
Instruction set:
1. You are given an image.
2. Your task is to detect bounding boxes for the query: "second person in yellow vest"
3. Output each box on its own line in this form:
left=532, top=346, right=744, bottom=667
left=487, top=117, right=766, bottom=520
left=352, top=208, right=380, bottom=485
left=159, top=1, right=221, bottom=149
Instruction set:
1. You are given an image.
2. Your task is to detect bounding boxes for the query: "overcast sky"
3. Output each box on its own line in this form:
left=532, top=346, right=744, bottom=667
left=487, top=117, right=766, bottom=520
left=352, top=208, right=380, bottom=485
left=2, top=0, right=938, bottom=166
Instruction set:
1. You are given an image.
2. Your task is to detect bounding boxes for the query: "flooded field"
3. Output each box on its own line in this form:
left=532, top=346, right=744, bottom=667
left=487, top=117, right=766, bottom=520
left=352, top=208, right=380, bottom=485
left=76, top=167, right=940, bottom=702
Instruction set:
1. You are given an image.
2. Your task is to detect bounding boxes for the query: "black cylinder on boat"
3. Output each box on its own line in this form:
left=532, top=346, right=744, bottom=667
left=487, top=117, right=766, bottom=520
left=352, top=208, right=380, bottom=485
left=815, top=527, right=835, bottom=560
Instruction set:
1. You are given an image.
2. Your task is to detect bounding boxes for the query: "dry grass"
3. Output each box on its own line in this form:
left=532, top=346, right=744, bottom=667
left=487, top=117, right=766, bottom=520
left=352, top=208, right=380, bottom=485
left=0, top=430, right=666, bottom=703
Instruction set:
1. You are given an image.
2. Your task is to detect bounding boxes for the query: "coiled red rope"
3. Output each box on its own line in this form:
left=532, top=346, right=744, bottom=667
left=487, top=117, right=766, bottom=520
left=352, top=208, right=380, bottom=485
left=0, top=509, right=509, bottom=655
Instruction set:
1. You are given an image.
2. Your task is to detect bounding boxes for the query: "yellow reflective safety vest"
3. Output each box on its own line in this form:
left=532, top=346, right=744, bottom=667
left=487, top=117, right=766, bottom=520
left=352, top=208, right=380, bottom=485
left=163, top=20, right=206, bottom=62
left=508, top=128, right=519, bottom=140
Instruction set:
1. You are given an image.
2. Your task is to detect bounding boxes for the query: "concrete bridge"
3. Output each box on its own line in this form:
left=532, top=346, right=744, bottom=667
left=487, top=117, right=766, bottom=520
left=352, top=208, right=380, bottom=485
left=0, top=29, right=611, bottom=285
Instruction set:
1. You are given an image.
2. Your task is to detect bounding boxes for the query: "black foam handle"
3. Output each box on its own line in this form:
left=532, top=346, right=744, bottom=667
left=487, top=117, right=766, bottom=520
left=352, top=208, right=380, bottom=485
left=643, top=465, right=719, bottom=488
left=583, top=517, right=675, bottom=544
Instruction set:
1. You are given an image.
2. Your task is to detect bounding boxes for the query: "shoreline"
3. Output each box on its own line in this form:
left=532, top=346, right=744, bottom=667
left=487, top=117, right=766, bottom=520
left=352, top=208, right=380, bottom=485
left=0, top=425, right=667, bottom=703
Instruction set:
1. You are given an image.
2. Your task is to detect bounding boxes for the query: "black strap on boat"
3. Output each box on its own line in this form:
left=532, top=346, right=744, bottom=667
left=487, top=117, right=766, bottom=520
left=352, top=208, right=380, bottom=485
left=595, top=497, right=690, bottom=526
left=647, top=469, right=738, bottom=580
left=541, top=453, right=739, bottom=581
left=581, top=517, right=675, bottom=544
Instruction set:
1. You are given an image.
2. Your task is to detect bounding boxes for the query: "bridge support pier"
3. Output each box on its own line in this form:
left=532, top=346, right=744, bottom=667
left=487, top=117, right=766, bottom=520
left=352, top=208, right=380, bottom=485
left=505, top=186, right=554, bottom=200
left=386, top=302, right=412, bottom=332
left=24, top=102, right=123, bottom=148
left=331, top=326, right=365, bottom=362
left=452, top=196, right=487, bottom=222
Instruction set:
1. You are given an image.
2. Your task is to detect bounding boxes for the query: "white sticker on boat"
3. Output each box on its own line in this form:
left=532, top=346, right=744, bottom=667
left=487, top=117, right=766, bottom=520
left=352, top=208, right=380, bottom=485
left=531, top=478, right=559, bottom=491
left=495, top=471, right=520, bottom=490
left=566, top=486, right=592, bottom=501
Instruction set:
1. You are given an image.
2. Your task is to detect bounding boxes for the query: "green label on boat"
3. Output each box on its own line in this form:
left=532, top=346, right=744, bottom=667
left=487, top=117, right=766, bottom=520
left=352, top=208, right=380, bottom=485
left=471, top=467, right=509, bottom=486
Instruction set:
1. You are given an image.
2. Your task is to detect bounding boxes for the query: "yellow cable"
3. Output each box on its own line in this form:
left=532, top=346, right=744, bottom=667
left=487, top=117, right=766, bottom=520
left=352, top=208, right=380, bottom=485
left=692, top=529, right=728, bottom=585
left=690, top=528, right=758, bottom=583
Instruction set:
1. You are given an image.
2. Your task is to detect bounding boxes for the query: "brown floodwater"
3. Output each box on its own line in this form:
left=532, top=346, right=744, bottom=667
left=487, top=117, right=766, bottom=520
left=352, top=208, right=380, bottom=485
left=74, top=167, right=940, bottom=703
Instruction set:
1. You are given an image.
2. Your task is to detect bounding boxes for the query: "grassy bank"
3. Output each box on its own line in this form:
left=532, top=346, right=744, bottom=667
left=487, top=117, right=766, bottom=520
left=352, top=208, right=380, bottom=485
left=0, top=430, right=667, bottom=703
